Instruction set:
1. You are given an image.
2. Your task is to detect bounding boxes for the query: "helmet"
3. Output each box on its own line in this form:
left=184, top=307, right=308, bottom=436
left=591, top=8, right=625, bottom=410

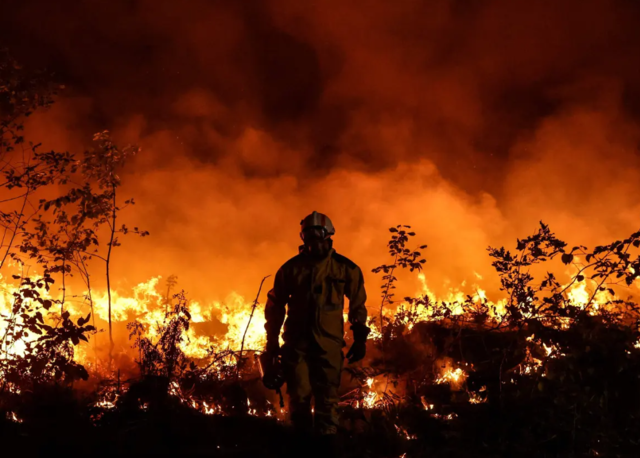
left=300, top=211, right=335, bottom=241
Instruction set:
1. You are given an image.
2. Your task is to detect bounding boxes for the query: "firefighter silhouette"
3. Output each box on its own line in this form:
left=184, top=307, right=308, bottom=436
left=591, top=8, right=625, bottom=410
left=262, top=211, right=370, bottom=436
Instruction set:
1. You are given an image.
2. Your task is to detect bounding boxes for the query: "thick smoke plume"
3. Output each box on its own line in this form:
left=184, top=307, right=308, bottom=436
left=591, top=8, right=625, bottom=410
left=2, top=0, right=640, bottom=302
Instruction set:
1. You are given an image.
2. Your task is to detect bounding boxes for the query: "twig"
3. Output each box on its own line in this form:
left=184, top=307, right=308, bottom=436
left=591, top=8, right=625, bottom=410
left=236, top=274, right=270, bottom=378
left=0, top=186, right=29, bottom=271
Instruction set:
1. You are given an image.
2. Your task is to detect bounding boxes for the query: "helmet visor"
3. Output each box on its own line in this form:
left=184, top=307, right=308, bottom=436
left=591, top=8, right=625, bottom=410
left=301, top=226, right=327, bottom=242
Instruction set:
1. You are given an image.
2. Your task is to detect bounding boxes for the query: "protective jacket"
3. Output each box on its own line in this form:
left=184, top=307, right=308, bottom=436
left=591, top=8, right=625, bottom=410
left=264, top=246, right=367, bottom=435
left=264, top=247, right=368, bottom=352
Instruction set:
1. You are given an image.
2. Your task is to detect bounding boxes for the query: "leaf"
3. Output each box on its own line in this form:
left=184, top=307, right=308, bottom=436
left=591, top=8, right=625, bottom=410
left=561, top=253, right=574, bottom=265
left=389, top=227, right=398, bottom=233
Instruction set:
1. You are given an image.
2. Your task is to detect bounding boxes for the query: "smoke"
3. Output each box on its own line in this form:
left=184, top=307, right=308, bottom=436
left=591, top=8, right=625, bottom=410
left=2, top=0, right=640, bottom=302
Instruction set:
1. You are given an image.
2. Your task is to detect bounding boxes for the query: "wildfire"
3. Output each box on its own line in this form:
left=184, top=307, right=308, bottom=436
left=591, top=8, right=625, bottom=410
left=435, top=367, right=467, bottom=385
left=0, top=272, right=55, bottom=360
left=2, top=239, right=640, bottom=426
left=431, top=412, right=458, bottom=421
left=6, top=411, right=22, bottom=423
left=565, top=279, right=612, bottom=313
left=247, top=398, right=258, bottom=416
left=421, top=397, right=434, bottom=411
left=341, top=376, right=400, bottom=410
left=518, top=346, right=544, bottom=376
left=94, top=397, right=118, bottom=410
left=435, top=366, right=468, bottom=391
left=168, top=381, right=222, bottom=415
left=1, top=273, right=265, bottom=367
left=468, top=387, right=487, bottom=404
left=395, top=424, right=417, bottom=440
left=79, top=277, right=263, bottom=361
left=381, top=251, right=640, bottom=336
left=1, top=242, right=633, bottom=377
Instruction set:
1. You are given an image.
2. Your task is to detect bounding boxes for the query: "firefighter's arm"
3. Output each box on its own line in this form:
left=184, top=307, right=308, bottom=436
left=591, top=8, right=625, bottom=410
left=264, top=266, right=288, bottom=352
left=345, top=264, right=370, bottom=341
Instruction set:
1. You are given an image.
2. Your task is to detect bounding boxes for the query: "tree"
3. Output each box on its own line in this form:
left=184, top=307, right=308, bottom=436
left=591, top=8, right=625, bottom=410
left=18, top=132, right=149, bottom=364
left=1, top=51, right=148, bottom=371
left=0, top=49, right=70, bottom=273
left=372, top=225, right=426, bottom=343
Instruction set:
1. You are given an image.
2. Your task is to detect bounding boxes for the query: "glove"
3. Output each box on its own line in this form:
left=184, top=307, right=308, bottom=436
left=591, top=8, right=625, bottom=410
left=346, top=340, right=366, bottom=364
left=351, top=322, right=371, bottom=342
left=259, top=349, right=284, bottom=390
left=346, top=322, right=370, bottom=364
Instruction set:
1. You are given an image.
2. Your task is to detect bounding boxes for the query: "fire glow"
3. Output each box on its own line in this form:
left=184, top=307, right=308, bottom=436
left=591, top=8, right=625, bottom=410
left=3, top=253, right=635, bottom=417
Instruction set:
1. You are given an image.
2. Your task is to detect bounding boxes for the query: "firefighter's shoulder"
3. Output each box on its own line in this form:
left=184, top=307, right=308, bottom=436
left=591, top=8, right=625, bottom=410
left=279, top=253, right=306, bottom=272
left=331, top=251, right=359, bottom=270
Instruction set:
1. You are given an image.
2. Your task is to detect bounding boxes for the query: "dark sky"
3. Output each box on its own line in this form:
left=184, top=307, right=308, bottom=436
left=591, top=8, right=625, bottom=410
left=3, top=0, right=640, bottom=196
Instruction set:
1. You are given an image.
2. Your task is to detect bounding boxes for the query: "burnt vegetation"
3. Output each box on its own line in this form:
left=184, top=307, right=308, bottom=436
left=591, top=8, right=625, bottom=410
left=2, top=52, right=640, bottom=458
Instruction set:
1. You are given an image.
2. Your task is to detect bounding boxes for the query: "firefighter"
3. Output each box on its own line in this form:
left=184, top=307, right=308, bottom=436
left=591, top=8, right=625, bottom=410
left=262, top=211, right=370, bottom=440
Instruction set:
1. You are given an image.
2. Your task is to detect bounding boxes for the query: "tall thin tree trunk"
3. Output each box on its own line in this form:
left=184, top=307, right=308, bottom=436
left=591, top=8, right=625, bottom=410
left=380, top=254, right=398, bottom=395
left=87, top=284, right=97, bottom=360
left=379, top=254, right=398, bottom=341
left=84, top=265, right=97, bottom=360
left=76, top=243, right=97, bottom=361
left=106, top=187, right=116, bottom=363
left=61, top=259, right=66, bottom=314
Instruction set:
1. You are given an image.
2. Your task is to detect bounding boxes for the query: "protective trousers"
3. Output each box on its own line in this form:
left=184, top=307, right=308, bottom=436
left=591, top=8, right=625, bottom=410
left=283, top=343, right=342, bottom=435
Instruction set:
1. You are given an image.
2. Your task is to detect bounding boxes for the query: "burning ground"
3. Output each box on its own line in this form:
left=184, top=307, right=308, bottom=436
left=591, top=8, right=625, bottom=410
left=2, top=215, right=640, bottom=457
